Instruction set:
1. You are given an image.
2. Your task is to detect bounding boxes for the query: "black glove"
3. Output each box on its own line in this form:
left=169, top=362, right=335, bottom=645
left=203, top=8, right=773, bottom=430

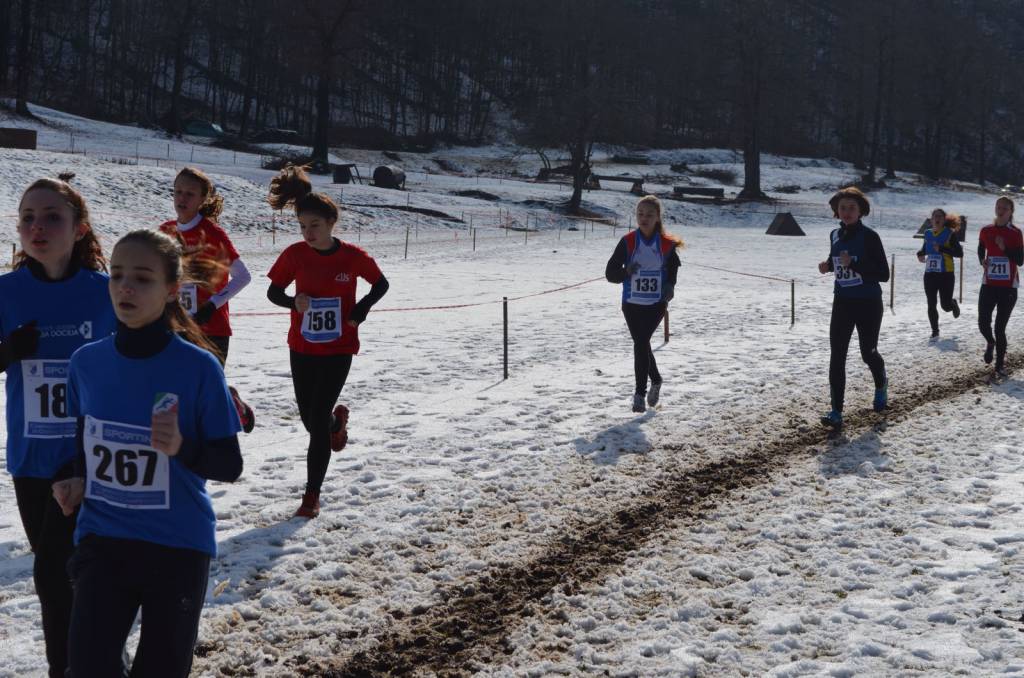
left=2, top=321, right=40, bottom=363
left=626, top=262, right=641, bottom=276
left=193, top=302, right=216, bottom=326
left=348, top=300, right=371, bottom=325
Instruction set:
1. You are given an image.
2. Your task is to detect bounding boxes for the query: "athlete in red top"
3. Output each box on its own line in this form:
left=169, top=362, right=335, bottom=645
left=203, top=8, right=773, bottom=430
left=266, top=165, right=389, bottom=518
left=977, top=195, right=1024, bottom=376
left=158, top=167, right=255, bottom=430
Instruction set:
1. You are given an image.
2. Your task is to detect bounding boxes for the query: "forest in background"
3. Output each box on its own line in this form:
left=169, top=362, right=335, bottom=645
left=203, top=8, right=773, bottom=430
left=2, top=0, right=1023, bottom=199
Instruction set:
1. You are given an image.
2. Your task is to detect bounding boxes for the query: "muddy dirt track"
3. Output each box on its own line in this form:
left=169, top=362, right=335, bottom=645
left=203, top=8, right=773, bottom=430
left=294, top=358, right=1018, bottom=677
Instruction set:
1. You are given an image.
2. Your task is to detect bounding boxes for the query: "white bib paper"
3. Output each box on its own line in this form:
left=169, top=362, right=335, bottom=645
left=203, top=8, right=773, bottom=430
left=83, top=415, right=170, bottom=510
left=301, top=297, right=343, bottom=343
left=21, top=360, right=74, bottom=438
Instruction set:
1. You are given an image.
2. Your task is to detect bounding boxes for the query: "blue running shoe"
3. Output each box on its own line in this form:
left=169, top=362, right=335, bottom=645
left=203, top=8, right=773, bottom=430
left=820, top=410, right=843, bottom=428
left=873, top=380, right=888, bottom=412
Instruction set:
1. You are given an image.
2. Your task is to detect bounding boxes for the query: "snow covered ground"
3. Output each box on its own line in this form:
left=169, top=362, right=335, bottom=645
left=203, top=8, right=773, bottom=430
left=0, top=103, right=1022, bottom=676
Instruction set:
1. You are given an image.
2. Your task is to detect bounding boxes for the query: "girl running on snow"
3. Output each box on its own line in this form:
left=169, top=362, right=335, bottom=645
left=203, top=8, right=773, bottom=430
left=0, top=174, right=117, bottom=678
left=53, top=229, right=243, bottom=678
left=977, top=195, right=1023, bottom=377
left=818, top=187, right=890, bottom=429
left=265, top=165, right=389, bottom=518
left=605, top=195, right=682, bottom=412
left=917, top=208, right=962, bottom=339
left=158, top=167, right=254, bottom=431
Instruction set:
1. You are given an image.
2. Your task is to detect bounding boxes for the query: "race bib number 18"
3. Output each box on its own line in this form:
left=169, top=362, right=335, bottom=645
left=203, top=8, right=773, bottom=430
left=83, top=415, right=169, bottom=509
left=301, top=297, right=342, bottom=343
left=22, top=360, right=74, bottom=438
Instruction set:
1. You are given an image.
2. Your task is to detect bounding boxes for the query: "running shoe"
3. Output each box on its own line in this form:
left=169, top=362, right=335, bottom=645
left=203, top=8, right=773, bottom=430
left=330, top=404, right=349, bottom=452
left=228, top=386, right=255, bottom=433
left=930, top=329, right=939, bottom=340
left=951, top=300, right=960, bottom=318
left=295, top=490, right=320, bottom=519
left=647, top=382, right=662, bottom=407
left=984, top=341, right=995, bottom=365
left=632, top=393, right=645, bottom=413
left=873, top=380, right=888, bottom=412
left=820, top=410, right=843, bottom=428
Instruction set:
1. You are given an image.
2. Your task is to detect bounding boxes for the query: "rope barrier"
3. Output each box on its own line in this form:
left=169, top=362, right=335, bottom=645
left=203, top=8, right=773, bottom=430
left=233, top=276, right=606, bottom=317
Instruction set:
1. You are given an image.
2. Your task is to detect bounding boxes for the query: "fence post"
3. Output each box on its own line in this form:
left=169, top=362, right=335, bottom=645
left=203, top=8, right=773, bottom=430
left=404, top=227, right=410, bottom=259
left=472, top=227, right=476, bottom=251
left=524, top=225, right=528, bottom=244
left=190, top=146, right=194, bottom=162
left=890, top=253, right=895, bottom=311
left=663, top=309, right=670, bottom=343
left=503, top=297, right=509, bottom=380
left=791, top=279, right=795, bottom=326
left=11, top=243, right=15, bottom=266
left=959, top=256, right=963, bottom=304
left=272, top=214, right=276, bottom=245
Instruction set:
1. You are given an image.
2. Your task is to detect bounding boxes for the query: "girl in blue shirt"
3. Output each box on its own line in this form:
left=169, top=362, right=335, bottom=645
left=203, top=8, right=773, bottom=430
left=0, top=174, right=115, bottom=678
left=53, top=229, right=242, bottom=678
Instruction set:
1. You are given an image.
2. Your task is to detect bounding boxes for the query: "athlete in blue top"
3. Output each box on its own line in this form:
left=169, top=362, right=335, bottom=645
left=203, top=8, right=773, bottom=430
left=917, top=208, right=962, bottom=339
left=605, top=195, right=682, bottom=412
left=0, top=175, right=115, bottom=678
left=817, top=187, right=890, bottom=429
left=52, top=229, right=242, bottom=678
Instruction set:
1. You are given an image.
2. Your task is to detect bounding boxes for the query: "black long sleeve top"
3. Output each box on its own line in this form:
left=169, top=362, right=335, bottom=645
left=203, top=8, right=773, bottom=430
left=826, top=221, right=890, bottom=283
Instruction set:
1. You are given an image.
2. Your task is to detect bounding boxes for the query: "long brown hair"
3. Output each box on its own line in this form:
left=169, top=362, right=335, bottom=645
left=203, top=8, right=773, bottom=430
left=15, top=174, right=107, bottom=272
left=996, top=195, right=1015, bottom=221
left=114, top=230, right=222, bottom=360
left=176, top=167, right=224, bottom=222
left=636, top=195, right=684, bottom=249
left=268, top=164, right=339, bottom=222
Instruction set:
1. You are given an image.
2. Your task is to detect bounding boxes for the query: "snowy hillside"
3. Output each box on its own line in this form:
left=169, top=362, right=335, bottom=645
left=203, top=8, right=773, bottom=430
left=0, top=103, right=1021, bottom=677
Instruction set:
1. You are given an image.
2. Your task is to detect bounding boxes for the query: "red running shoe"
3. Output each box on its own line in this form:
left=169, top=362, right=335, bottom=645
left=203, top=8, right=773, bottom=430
left=229, top=386, right=255, bottom=433
left=295, top=490, right=320, bottom=519
left=330, top=404, right=349, bottom=452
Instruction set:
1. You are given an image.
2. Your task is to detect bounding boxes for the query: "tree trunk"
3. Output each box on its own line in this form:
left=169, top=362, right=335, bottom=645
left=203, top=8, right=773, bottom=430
left=15, top=0, right=32, bottom=115
left=167, top=0, right=195, bottom=136
left=312, top=64, right=331, bottom=166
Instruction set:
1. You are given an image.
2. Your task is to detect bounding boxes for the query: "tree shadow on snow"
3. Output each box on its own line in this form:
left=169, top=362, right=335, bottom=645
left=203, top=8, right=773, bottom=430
left=573, top=411, right=655, bottom=466
left=818, top=428, right=893, bottom=478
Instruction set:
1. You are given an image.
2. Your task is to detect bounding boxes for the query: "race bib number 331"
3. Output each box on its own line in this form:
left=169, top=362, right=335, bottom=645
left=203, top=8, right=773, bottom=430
left=83, top=415, right=169, bottom=509
left=833, top=256, right=863, bottom=287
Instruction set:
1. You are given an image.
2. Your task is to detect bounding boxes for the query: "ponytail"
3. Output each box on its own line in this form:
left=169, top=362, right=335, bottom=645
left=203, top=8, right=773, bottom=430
left=268, top=164, right=339, bottom=222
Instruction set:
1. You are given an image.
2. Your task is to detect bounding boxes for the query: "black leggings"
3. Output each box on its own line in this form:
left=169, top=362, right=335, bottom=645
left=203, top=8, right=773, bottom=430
left=208, top=335, right=230, bottom=367
left=923, top=272, right=956, bottom=333
left=13, top=477, right=76, bottom=678
left=829, top=296, right=886, bottom=412
left=67, top=536, right=210, bottom=678
left=622, top=302, right=665, bottom=395
left=290, top=351, right=353, bottom=493
left=978, top=286, right=1017, bottom=368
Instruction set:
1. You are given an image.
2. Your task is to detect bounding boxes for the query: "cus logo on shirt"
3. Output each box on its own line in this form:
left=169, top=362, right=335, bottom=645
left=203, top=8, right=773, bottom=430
left=335, top=273, right=351, bottom=283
